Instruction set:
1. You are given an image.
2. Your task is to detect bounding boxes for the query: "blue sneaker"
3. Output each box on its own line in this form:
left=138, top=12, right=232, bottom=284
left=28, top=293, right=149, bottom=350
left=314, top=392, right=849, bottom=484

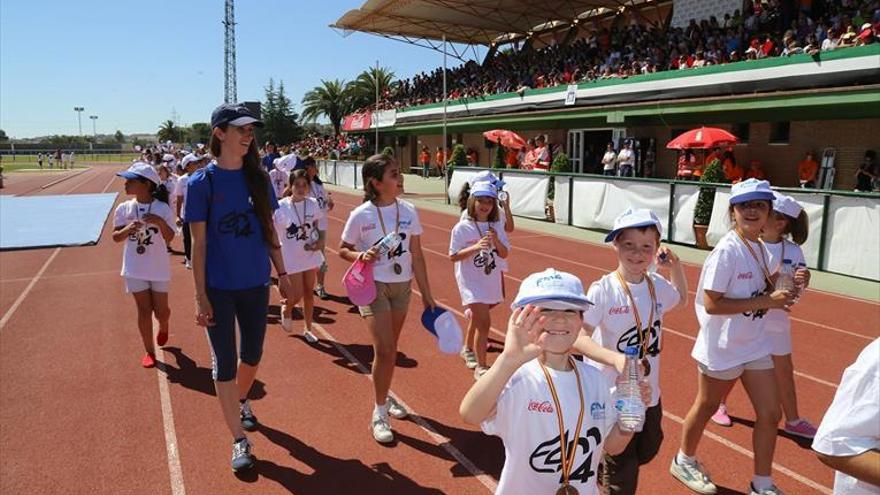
left=231, top=438, right=254, bottom=472
left=240, top=400, right=258, bottom=431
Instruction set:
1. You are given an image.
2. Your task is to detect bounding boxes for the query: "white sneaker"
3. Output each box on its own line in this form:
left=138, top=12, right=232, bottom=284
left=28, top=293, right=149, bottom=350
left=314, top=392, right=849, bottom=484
left=370, top=414, right=394, bottom=443
left=750, top=483, right=784, bottom=495
left=474, top=366, right=489, bottom=380
left=460, top=349, right=478, bottom=369
left=387, top=396, right=408, bottom=419
left=184, top=258, right=192, bottom=269
left=303, top=329, right=318, bottom=344
left=670, top=458, right=717, bottom=494
left=280, top=308, right=292, bottom=334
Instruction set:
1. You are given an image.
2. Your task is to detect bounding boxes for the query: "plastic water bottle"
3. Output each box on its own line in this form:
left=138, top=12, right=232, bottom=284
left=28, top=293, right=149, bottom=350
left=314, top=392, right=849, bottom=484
left=775, top=259, right=795, bottom=292
left=794, top=262, right=807, bottom=302
left=376, top=232, right=402, bottom=255
left=615, top=346, right=645, bottom=432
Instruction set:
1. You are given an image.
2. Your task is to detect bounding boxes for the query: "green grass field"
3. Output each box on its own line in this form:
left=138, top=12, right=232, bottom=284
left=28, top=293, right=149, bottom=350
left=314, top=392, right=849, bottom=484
left=1, top=153, right=140, bottom=173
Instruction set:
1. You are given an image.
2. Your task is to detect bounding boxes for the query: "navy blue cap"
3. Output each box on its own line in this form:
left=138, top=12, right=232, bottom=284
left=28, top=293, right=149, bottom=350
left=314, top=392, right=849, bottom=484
left=210, top=103, right=263, bottom=129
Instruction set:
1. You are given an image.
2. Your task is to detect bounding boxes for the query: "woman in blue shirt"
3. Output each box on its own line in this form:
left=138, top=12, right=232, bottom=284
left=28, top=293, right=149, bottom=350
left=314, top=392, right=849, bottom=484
left=186, top=103, right=291, bottom=472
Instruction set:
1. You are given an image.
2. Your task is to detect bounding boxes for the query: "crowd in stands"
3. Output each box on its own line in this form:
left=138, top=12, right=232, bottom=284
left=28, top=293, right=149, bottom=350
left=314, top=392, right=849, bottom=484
left=365, top=0, right=878, bottom=111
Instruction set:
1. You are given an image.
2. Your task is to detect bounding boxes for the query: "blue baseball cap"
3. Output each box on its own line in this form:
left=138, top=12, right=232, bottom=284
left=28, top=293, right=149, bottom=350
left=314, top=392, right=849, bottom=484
left=605, top=208, right=663, bottom=242
left=512, top=268, right=592, bottom=311
left=729, top=178, right=774, bottom=205
left=470, top=181, right=498, bottom=199
left=210, top=102, right=264, bottom=129
left=421, top=307, right=463, bottom=354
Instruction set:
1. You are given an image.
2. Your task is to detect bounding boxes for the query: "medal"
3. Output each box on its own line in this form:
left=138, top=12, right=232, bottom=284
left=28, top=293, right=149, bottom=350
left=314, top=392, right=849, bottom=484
left=136, top=245, right=146, bottom=255
left=393, top=263, right=402, bottom=275
left=498, top=190, right=509, bottom=202
left=555, top=485, right=579, bottom=495
left=484, top=263, right=492, bottom=276
left=641, top=357, right=651, bottom=377
left=615, top=270, right=658, bottom=372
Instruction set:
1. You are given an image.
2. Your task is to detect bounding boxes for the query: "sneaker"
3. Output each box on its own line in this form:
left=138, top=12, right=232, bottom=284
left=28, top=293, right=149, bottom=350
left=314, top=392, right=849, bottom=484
left=141, top=353, right=156, bottom=368
left=184, top=258, right=192, bottom=270
left=231, top=438, right=255, bottom=472
left=370, top=414, right=394, bottom=443
left=156, top=328, right=168, bottom=347
left=315, top=286, right=329, bottom=300
left=474, top=366, right=489, bottom=380
left=460, top=349, right=478, bottom=369
left=240, top=400, right=258, bottom=431
left=711, top=404, right=732, bottom=427
left=750, top=483, right=784, bottom=495
left=280, top=309, right=293, bottom=334
left=303, top=329, right=319, bottom=344
left=670, top=458, right=718, bottom=494
left=783, top=419, right=818, bottom=439
left=387, top=396, right=409, bottom=420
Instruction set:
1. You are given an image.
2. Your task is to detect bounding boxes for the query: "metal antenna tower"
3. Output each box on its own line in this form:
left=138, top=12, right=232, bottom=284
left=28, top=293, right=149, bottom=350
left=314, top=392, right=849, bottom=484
left=223, top=0, right=237, bottom=103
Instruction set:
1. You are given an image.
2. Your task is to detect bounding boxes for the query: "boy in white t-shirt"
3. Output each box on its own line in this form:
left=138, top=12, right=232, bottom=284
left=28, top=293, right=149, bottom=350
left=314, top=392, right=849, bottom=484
left=575, top=208, right=687, bottom=495
left=812, top=338, right=880, bottom=495
left=175, top=153, right=207, bottom=269
left=112, top=162, right=177, bottom=369
left=461, top=268, right=649, bottom=495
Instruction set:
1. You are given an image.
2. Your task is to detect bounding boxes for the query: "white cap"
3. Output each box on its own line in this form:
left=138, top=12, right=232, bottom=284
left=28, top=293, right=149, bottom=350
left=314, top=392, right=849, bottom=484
left=180, top=153, right=204, bottom=168
left=605, top=208, right=662, bottom=242
left=276, top=153, right=299, bottom=172
left=117, top=161, right=161, bottom=185
left=433, top=311, right=464, bottom=354
left=468, top=171, right=505, bottom=189
left=512, top=268, right=592, bottom=311
left=470, top=181, right=498, bottom=198
left=162, top=153, right=175, bottom=162
left=729, top=178, right=774, bottom=205
left=772, top=192, right=803, bottom=219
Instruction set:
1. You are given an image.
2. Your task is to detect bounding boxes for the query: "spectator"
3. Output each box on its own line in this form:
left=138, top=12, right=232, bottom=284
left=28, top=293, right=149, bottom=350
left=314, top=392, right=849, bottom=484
left=505, top=146, right=519, bottom=168
left=722, top=149, right=745, bottom=183
left=522, top=139, right=538, bottom=170
left=261, top=142, right=279, bottom=173
left=435, top=147, right=447, bottom=176
left=466, top=148, right=479, bottom=166
left=797, top=151, right=820, bottom=187
left=533, top=136, right=550, bottom=171
left=601, top=143, right=617, bottom=176
left=746, top=159, right=767, bottom=180
left=855, top=150, right=878, bottom=192
left=418, top=146, right=431, bottom=177
left=677, top=150, right=698, bottom=180
left=617, top=140, right=636, bottom=177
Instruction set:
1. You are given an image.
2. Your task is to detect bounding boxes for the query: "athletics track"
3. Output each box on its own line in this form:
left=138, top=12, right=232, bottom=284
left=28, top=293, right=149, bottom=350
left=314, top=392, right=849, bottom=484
left=1, top=163, right=877, bottom=494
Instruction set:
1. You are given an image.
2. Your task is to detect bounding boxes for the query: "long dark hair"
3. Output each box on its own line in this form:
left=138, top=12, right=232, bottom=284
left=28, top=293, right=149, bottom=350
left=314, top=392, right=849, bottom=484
left=138, top=178, right=169, bottom=204
left=362, top=154, right=395, bottom=203
left=302, top=156, right=322, bottom=185
left=457, top=183, right=471, bottom=211
left=283, top=169, right=310, bottom=198
left=780, top=210, right=809, bottom=245
left=209, top=125, right=278, bottom=248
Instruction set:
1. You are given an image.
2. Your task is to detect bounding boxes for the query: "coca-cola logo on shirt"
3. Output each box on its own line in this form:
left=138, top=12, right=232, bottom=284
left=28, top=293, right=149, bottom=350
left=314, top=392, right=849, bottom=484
left=527, top=400, right=554, bottom=413
left=608, top=306, right=630, bottom=315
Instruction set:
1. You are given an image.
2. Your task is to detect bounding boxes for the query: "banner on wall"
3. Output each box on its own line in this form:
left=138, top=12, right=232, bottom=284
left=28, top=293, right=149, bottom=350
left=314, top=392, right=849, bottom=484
left=503, top=172, right=550, bottom=220
left=342, top=112, right=372, bottom=132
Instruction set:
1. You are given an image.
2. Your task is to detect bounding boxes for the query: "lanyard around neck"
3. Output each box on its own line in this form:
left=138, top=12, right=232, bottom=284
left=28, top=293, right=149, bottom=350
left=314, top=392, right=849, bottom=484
left=538, top=357, right=585, bottom=489
left=291, top=198, right=308, bottom=227
left=735, top=229, right=773, bottom=287
left=614, top=270, right=657, bottom=358
left=375, top=200, right=400, bottom=236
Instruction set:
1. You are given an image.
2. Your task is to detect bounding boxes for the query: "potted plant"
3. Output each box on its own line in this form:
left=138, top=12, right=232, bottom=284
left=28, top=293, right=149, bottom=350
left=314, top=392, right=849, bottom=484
left=448, top=144, right=468, bottom=170
left=692, top=156, right=725, bottom=249
left=544, top=152, right=571, bottom=222
left=492, top=142, right=505, bottom=169
left=381, top=146, right=394, bottom=157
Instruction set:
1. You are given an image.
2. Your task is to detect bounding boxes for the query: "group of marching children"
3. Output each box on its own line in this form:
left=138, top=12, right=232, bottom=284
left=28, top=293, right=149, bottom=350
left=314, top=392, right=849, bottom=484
left=457, top=176, right=812, bottom=495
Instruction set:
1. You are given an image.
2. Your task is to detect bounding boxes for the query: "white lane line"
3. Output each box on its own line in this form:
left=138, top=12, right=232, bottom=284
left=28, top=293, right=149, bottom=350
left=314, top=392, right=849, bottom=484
left=329, top=200, right=877, bottom=341
left=0, top=248, right=61, bottom=331
left=1, top=269, right=121, bottom=284
left=153, top=323, right=186, bottom=495
left=62, top=169, right=99, bottom=194
left=662, top=410, right=832, bottom=495
left=310, top=318, right=498, bottom=493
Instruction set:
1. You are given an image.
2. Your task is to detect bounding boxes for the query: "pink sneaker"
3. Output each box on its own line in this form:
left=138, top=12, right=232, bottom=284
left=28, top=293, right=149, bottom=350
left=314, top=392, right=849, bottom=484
left=784, top=419, right=818, bottom=439
left=711, top=404, right=732, bottom=427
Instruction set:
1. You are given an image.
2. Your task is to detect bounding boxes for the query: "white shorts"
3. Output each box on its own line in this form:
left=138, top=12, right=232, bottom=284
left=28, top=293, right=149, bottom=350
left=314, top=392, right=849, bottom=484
left=125, top=278, right=169, bottom=294
left=697, top=355, right=774, bottom=381
left=767, top=329, right=793, bottom=356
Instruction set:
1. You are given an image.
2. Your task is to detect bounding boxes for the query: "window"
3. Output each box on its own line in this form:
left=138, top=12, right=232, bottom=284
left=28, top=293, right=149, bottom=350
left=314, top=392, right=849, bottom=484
left=670, top=128, right=687, bottom=141
left=769, top=122, right=790, bottom=144
left=732, top=123, right=750, bottom=144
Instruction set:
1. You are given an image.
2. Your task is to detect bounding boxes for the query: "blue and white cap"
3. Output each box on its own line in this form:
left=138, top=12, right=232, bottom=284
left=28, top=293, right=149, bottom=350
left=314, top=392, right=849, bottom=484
left=117, top=161, right=161, bottom=185
left=468, top=170, right=505, bottom=189
left=605, top=208, right=663, bottom=242
left=470, top=181, right=498, bottom=199
left=421, top=307, right=464, bottom=355
left=772, top=191, right=803, bottom=219
left=512, top=268, right=592, bottom=311
left=729, top=178, right=774, bottom=205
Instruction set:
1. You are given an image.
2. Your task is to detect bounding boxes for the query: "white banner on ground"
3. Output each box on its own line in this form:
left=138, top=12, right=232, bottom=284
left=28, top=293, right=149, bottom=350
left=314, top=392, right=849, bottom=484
left=671, top=183, right=700, bottom=245
left=502, top=172, right=549, bottom=219
left=448, top=169, right=481, bottom=204
left=597, top=180, right=671, bottom=240
left=787, top=191, right=825, bottom=268
left=571, top=178, right=608, bottom=229
left=319, top=160, right=334, bottom=184
left=707, top=190, right=732, bottom=246
left=336, top=162, right=358, bottom=189
left=554, top=176, right=571, bottom=224
left=825, top=196, right=880, bottom=280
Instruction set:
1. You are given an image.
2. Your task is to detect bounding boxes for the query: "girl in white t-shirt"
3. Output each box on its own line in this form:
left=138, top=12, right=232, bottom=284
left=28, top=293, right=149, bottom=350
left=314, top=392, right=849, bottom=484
left=449, top=182, right=510, bottom=379
left=713, top=193, right=817, bottom=439
left=158, top=164, right=179, bottom=224
left=672, top=179, right=796, bottom=495
left=304, top=157, right=334, bottom=300
left=112, top=162, right=176, bottom=369
left=273, top=169, right=324, bottom=343
left=339, top=154, right=436, bottom=445
left=269, top=158, right=289, bottom=200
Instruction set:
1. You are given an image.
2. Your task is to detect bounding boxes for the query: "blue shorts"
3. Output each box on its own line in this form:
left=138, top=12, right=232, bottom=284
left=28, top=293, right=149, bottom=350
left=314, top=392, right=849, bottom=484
left=205, top=285, right=269, bottom=382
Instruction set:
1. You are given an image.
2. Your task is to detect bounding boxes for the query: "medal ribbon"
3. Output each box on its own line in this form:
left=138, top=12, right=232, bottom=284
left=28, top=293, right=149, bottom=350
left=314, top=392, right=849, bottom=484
left=614, top=270, right=657, bottom=359
left=375, top=200, right=400, bottom=239
left=735, top=229, right=774, bottom=288
left=538, top=357, right=585, bottom=490
left=291, top=198, right=308, bottom=230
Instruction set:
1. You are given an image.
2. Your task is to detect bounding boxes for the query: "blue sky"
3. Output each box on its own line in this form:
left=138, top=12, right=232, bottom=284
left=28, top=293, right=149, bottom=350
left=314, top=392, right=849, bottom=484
left=0, top=0, right=484, bottom=138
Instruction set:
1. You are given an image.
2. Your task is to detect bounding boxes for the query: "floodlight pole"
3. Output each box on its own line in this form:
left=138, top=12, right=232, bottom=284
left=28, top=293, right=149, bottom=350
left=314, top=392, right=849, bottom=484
left=74, top=107, right=85, bottom=136
left=375, top=59, right=379, bottom=155
left=442, top=34, right=448, bottom=169
left=89, top=115, right=98, bottom=138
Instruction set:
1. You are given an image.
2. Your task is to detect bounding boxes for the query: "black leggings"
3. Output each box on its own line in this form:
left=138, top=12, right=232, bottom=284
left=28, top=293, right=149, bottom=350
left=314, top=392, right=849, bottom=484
left=182, top=222, right=192, bottom=260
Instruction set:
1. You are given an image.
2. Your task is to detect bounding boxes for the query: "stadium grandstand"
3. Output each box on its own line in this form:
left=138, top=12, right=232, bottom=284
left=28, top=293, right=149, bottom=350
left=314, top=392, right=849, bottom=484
left=322, top=0, right=879, bottom=189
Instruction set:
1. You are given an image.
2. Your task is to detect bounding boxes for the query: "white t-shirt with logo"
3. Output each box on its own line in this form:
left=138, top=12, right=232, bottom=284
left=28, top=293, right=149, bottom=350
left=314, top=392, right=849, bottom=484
left=812, top=338, right=880, bottom=495
left=162, top=177, right=178, bottom=214
left=341, top=199, right=423, bottom=284
left=482, top=359, right=617, bottom=495
left=274, top=197, right=324, bottom=274
left=692, top=230, right=773, bottom=370
left=269, top=168, right=289, bottom=200
left=763, top=238, right=806, bottom=335
left=175, top=173, right=189, bottom=220
left=449, top=218, right=510, bottom=306
left=309, top=181, right=330, bottom=231
left=460, top=208, right=509, bottom=272
left=583, top=272, right=681, bottom=407
left=113, top=198, right=176, bottom=282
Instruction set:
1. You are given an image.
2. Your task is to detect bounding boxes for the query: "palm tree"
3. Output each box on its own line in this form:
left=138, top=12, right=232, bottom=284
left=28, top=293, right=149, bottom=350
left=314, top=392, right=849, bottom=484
left=301, top=79, right=353, bottom=136
left=157, top=120, right=181, bottom=143
left=349, top=66, right=397, bottom=111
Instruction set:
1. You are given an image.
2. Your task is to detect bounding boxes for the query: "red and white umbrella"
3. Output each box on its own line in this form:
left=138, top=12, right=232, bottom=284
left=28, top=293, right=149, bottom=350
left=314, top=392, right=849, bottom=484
left=482, top=129, right=526, bottom=149
left=666, top=126, right=739, bottom=150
